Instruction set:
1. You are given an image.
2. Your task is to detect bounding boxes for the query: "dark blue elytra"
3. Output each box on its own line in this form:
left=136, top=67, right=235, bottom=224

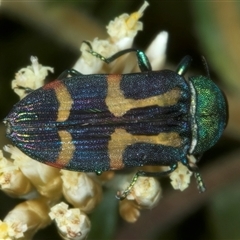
left=4, top=70, right=190, bottom=172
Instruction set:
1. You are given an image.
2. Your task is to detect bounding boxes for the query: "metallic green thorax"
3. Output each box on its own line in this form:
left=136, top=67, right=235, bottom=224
left=190, top=76, right=227, bottom=154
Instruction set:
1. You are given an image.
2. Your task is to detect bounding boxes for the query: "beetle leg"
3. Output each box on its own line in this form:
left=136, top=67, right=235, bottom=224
left=13, top=85, right=34, bottom=94
left=116, top=172, right=140, bottom=200
left=58, top=69, right=83, bottom=79
left=176, top=55, right=192, bottom=76
left=137, top=163, right=178, bottom=177
left=184, top=155, right=206, bottom=193
left=195, top=153, right=203, bottom=162
left=95, top=170, right=102, bottom=175
left=194, top=172, right=206, bottom=193
left=116, top=163, right=178, bottom=200
left=82, top=41, right=152, bottom=72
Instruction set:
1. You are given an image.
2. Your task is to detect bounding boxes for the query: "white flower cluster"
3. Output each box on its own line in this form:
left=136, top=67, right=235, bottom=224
left=49, top=202, right=90, bottom=240
left=11, top=56, right=53, bottom=99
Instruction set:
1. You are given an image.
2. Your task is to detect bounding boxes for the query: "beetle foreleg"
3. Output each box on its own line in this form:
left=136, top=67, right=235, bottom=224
left=82, top=41, right=152, bottom=72
left=13, top=85, right=34, bottom=94
left=176, top=55, right=192, bottom=76
left=116, top=163, right=178, bottom=200
left=58, top=69, right=83, bottom=79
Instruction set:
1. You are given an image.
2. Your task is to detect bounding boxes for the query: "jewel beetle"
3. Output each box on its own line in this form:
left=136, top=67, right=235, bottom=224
left=4, top=42, right=228, bottom=199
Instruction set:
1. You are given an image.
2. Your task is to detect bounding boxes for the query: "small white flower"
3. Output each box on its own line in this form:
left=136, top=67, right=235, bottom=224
left=3, top=198, right=51, bottom=239
left=170, top=162, right=193, bottom=191
left=127, top=176, right=161, bottom=208
left=119, top=199, right=140, bottom=223
left=74, top=39, right=119, bottom=74
left=0, top=219, right=28, bottom=239
left=146, top=31, right=169, bottom=70
left=73, top=1, right=150, bottom=74
left=107, top=1, right=149, bottom=45
left=50, top=202, right=91, bottom=240
left=3, top=145, right=62, bottom=200
left=118, top=174, right=161, bottom=222
left=61, top=171, right=102, bottom=213
left=11, top=56, right=53, bottom=99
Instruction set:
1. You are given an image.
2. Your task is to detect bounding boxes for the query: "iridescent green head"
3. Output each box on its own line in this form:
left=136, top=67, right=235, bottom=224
left=189, top=76, right=228, bottom=154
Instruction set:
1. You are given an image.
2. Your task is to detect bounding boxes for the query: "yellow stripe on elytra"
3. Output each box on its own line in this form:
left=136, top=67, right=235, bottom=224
left=106, top=75, right=181, bottom=117
left=54, top=82, right=73, bottom=122
left=56, top=130, right=75, bottom=167
left=108, top=128, right=182, bottom=170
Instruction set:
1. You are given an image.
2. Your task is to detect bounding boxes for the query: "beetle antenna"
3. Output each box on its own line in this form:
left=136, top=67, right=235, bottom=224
left=186, top=155, right=206, bottom=192
left=201, top=56, right=211, bottom=79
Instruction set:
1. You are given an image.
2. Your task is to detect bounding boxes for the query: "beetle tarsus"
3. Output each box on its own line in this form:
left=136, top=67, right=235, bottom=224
left=116, top=172, right=140, bottom=200
left=194, top=172, right=206, bottom=193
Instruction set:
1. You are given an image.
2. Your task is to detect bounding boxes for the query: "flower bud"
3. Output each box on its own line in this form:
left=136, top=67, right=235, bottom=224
left=119, top=175, right=161, bottom=222
left=119, top=199, right=141, bottom=223
left=50, top=202, right=91, bottom=240
left=0, top=150, right=34, bottom=198
left=4, top=145, right=62, bottom=201
left=3, top=198, right=51, bottom=239
left=11, top=56, right=53, bottom=99
left=170, top=162, right=193, bottom=191
left=61, top=171, right=102, bottom=213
